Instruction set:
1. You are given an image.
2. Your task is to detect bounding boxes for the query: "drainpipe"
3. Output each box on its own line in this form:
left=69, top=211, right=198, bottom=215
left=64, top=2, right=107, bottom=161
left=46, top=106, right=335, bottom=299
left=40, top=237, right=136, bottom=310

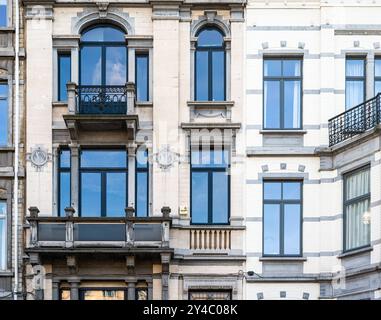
left=13, top=0, right=20, bottom=300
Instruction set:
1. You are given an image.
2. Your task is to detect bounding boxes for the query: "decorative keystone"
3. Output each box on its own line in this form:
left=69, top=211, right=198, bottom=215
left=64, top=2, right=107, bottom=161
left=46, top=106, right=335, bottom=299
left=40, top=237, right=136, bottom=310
left=161, top=206, right=171, bottom=218
left=125, top=207, right=135, bottom=218
left=28, top=207, right=40, bottom=218
left=64, top=207, right=75, bottom=218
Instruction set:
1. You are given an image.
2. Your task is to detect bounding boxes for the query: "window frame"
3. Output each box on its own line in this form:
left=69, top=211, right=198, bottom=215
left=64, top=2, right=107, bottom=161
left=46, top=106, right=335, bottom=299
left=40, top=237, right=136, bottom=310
left=79, top=24, right=128, bottom=87
left=374, top=56, right=381, bottom=95
left=194, top=27, right=226, bottom=102
left=0, top=199, right=6, bottom=270
left=345, top=56, right=366, bottom=109
left=0, top=82, right=8, bottom=146
left=343, top=165, right=371, bottom=253
left=262, top=180, right=303, bottom=257
left=135, top=147, right=149, bottom=217
left=57, top=52, right=71, bottom=102
left=79, top=149, right=128, bottom=217
left=58, top=148, right=71, bottom=217
left=190, top=145, right=230, bottom=225
left=0, top=1, right=8, bottom=28
left=262, top=57, right=303, bottom=130
left=135, top=52, right=149, bottom=102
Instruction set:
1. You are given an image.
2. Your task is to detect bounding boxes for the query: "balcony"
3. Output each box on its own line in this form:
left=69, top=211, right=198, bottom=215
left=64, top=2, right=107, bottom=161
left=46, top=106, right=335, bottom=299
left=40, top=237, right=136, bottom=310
left=329, top=94, right=381, bottom=147
left=25, top=207, right=171, bottom=255
left=63, top=82, right=139, bottom=140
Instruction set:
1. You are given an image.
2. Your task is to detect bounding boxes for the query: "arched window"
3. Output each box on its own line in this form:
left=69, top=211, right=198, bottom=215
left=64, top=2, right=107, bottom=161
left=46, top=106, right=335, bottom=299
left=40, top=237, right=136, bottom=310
left=80, top=25, right=127, bottom=86
left=195, top=27, right=225, bottom=101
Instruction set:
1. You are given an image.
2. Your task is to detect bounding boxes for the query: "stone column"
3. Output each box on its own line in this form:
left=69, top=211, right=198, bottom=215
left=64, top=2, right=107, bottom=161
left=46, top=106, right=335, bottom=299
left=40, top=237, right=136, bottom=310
left=147, top=279, right=153, bottom=300
left=128, top=145, right=136, bottom=209
left=127, top=280, right=136, bottom=300
left=69, top=280, right=80, bottom=300
left=366, top=52, right=375, bottom=100
left=69, top=144, right=79, bottom=215
left=161, top=253, right=170, bottom=300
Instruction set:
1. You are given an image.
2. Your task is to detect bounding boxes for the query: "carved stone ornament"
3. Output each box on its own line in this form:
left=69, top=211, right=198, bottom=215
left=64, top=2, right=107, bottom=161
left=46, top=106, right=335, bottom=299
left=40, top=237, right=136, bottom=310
left=156, top=145, right=179, bottom=170
left=28, top=146, right=51, bottom=170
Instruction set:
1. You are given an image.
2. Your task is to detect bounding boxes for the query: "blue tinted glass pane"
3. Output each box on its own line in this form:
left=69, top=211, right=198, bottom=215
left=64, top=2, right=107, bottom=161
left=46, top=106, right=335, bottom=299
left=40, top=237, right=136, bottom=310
left=106, top=173, right=126, bottom=217
left=191, top=172, right=208, bottom=224
left=82, top=26, right=125, bottom=42
left=264, top=182, right=281, bottom=200
left=284, top=204, right=301, bottom=255
left=60, top=150, right=70, bottom=168
left=106, top=47, right=126, bottom=85
left=212, top=51, right=225, bottom=101
left=197, top=29, right=223, bottom=47
left=136, top=148, right=148, bottom=169
left=80, top=46, right=102, bottom=85
left=136, top=172, right=148, bottom=217
left=346, top=80, right=364, bottom=109
left=59, top=172, right=71, bottom=216
left=264, top=81, right=280, bottom=128
left=196, top=51, right=209, bottom=101
left=375, top=59, right=381, bottom=77
left=376, top=81, right=381, bottom=95
left=283, top=60, right=301, bottom=76
left=264, top=204, right=280, bottom=255
left=0, top=99, right=7, bottom=146
left=284, top=80, right=301, bottom=129
left=283, top=182, right=301, bottom=200
left=264, top=60, right=281, bottom=77
left=0, top=5, right=6, bottom=27
left=346, top=59, right=364, bottom=77
left=212, top=172, right=228, bottom=223
left=192, top=149, right=228, bottom=168
left=136, top=55, right=148, bottom=101
left=0, top=84, right=7, bottom=97
left=81, top=150, right=127, bottom=168
left=81, top=173, right=101, bottom=217
left=58, top=55, right=71, bottom=101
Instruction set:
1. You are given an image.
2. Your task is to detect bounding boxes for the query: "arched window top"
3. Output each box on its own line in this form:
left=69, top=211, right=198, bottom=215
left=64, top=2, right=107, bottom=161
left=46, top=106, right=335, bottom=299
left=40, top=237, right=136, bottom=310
left=81, top=25, right=125, bottom=42
left=196, top=27, right=224, bottom=47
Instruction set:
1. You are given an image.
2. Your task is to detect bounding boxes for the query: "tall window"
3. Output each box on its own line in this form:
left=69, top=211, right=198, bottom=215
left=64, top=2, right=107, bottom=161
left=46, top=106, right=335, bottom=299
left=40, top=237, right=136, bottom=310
left=58, top=53, right=71, bottom=101
left=80, top=25, right=127, bottom=86
left=0, top=0, right=7, bottom=27
left=0, top=200, right=6, bottom=270
left=345, top=57, right=365, bottom=109
left=344, top=166, right=370, bottom=251
left=195, top=27, right=225, bottom=101
left=58, top=149, right=71, bottom=216
left=263, top=58, right=302, bottom=129
left=80, top=150, right=127, bottom=217
left=263, top=181, right=302, bottom=256
left=375, top=57, right=381, bottom=95
left=136, top=147, right=149, bottom=217
left=191, top=146, right=229, bottom=224
left=136, top=53, right=149, bottom=101
left=0, top=83, right=8, bottom=146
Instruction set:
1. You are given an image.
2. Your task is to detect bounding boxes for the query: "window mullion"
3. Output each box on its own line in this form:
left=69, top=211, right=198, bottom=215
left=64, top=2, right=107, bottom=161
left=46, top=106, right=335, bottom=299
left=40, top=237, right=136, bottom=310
left=209, top=49, right=213, bottom=101
left=101, top=172, right=106, bottom=217
left=209, top=170, right=213, bottom=224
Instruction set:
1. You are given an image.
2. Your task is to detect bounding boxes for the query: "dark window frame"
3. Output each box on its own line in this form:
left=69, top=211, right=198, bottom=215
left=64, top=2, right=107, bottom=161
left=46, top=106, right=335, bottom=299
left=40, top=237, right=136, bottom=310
left=79, top=24, right=128, bottom=86
left=345, top=56, right=366, bottom=109
left=190, top=145, right=230, bottom=225
left=263, top=56, right=303, bottom=130
left=195, top=27, right=226, bottom=102
left=79, top=148, right=128, bottom=217
left=57, top=52, right=71, bottom=101
left=135, top=52, right=149, bottom=102
left=343, top=164, right=371, bottom=253
left=135, top=147, right=149, bottom=217
left=262, top=180, right=303, bottom=257
left=58, top=148, right=71, bottom=217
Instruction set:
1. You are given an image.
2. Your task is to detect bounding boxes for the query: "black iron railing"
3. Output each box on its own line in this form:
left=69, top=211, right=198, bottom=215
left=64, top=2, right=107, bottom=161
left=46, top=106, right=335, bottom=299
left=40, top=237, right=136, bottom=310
left=77, top=85, right=128, bottom=114
left=328, top=94, right=381, bottom=146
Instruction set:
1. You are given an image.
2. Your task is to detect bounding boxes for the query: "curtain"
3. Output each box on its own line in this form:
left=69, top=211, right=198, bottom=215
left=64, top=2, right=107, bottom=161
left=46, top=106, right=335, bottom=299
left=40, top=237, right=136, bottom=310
left=345, top=168, right=371, bottom=250
left=0, top=201, right=6, bottom=270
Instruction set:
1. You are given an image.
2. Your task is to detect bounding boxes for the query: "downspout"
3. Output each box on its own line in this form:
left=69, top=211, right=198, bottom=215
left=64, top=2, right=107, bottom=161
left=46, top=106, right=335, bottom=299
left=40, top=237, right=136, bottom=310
left=13, top=0, right=20, bottom=300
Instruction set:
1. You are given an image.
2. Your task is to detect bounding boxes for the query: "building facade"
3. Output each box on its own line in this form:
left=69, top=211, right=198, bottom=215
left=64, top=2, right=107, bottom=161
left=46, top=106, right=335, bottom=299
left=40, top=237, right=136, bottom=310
left=18, top=0, right=381, bottom=300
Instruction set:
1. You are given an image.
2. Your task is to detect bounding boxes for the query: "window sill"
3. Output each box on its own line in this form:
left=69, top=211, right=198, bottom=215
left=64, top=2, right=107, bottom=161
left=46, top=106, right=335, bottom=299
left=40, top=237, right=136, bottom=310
left=52, top=101, right=68, bottom=107
left=260, top=130, right=307, bottom=135
left=0, top=271, right=13, bottom=277
left=0, top=146, right=14, bottom=151
left=185, top=225, right=245, bottom=230
left=136, top=101, right=153, bottom=108
left=338, top=246, right=373, bottom=259
left=0, top=27, right=15, bottom=32
left=259, top=256, right=307, bottom=262
left=187, top=100, right=234, bottom=108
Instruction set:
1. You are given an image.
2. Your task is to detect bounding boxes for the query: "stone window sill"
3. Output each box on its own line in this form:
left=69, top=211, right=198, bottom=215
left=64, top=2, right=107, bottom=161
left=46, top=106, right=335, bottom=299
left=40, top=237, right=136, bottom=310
left=136, top=101, right=153, bottom=107
left=259, top=256, right=307, bottom=262
left=52, top=101, right=68, bottom=107
left=260, top=130, right=307, bottom=135
left=187, top=100, right=234, bottom=108
left=338, top=246, right=373, bottom=259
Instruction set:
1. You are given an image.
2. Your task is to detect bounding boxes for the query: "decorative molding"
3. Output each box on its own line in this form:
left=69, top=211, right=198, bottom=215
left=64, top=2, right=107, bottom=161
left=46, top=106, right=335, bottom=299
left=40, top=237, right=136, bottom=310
left=191, top=11, right=231, bottom=38
left=26, top=146, right=51, bottom=171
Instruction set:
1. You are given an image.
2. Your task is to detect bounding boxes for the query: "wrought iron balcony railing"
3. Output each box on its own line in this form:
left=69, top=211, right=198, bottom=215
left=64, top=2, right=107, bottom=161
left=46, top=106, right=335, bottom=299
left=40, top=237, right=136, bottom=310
left=67, top=82, right=136, bottom=115
left=328, top=94, right=381, bottom=147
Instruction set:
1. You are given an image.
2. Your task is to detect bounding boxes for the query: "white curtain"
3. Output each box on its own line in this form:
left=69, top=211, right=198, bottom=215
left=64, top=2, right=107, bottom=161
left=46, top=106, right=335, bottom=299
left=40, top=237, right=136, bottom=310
left=345, top=169, right=370, bottom=250
left=0, top=201, right=6, bottom=270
